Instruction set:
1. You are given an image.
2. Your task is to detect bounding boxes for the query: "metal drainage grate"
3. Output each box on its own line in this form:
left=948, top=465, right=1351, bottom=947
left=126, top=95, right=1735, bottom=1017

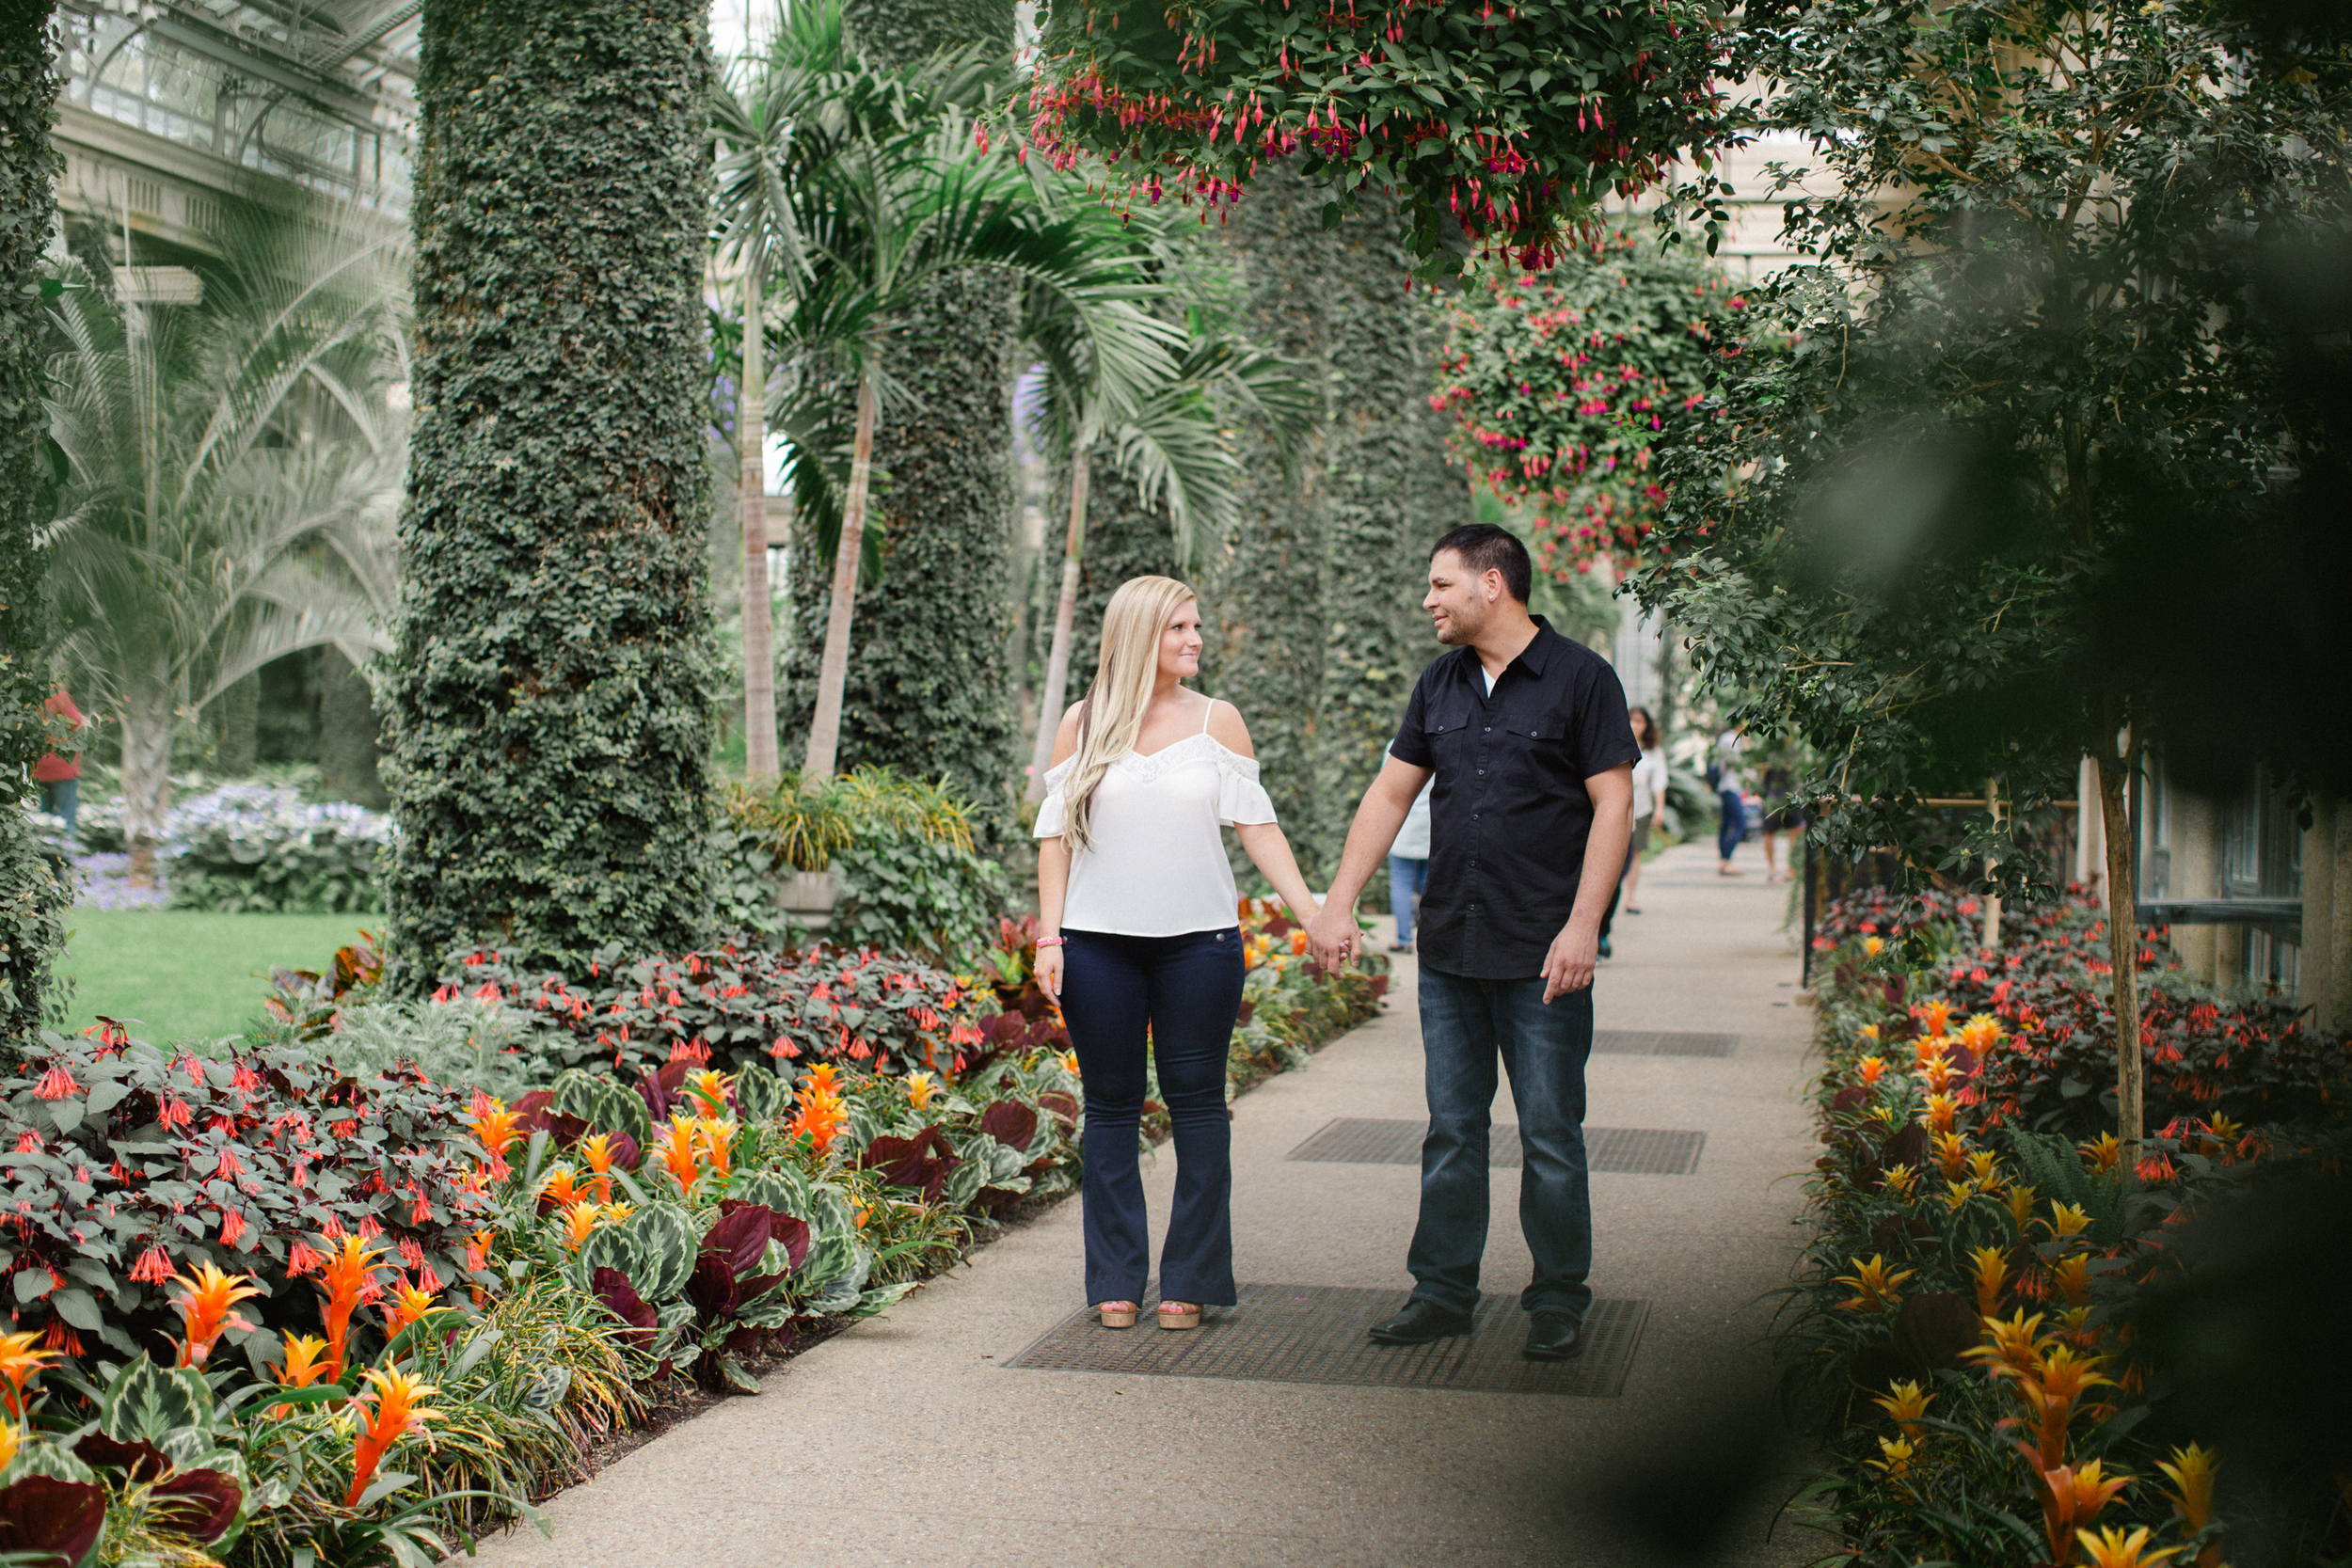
left=1594, top=1029, right=1740, bottom=1058
left=1286, top=1119, right=1704, bottom=1175
left=1005, top=1284, right=1646, bottom=1398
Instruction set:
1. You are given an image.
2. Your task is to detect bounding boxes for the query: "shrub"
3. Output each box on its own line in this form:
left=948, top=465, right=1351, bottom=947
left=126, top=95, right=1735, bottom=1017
left=723, top=769, right=1007, bottom=966
left=0, top=1028, right=497, bottom=1370
left=163, top=783, right=391, bottom=914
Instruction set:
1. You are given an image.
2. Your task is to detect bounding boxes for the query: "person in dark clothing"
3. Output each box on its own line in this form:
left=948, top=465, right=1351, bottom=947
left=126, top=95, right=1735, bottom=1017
left=1307, top=524, right=1637, bottom=1363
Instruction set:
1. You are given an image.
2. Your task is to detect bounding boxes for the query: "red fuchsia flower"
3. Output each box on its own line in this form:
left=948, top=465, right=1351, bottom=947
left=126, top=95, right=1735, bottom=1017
left=214, top=1148, right=246, bottom=1181
left=158, top=1096, right=192, bottom=1130
left=11, top=1132, right=38, bottom=1154
left=230, top=1063, right=262, bottom=1092
left=34, top=1064, right=80, bottom=1101
left=286, top=1241, right=324, bottom=1277
left=218, top=1210, right=247, bottom=1247
left=130, top=1246, right=175, bottom=1284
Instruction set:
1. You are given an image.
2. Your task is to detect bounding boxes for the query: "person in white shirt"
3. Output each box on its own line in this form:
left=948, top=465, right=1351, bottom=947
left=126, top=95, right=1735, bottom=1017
left=1386, top=747, right=1435, bottom=952
left=1034, top=576, right=1323, bottom=1334
left=1622, top=707, right=1667, bottom=915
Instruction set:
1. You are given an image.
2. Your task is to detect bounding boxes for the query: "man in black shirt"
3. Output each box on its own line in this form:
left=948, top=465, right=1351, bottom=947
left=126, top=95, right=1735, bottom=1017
left=1307, top=524, right=1637, bottom=1361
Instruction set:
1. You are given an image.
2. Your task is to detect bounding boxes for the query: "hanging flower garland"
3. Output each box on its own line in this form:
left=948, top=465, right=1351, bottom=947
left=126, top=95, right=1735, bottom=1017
left=1012, top=0, right=1735, bottom=276
left=1432, top=225, right=1748, bottom=574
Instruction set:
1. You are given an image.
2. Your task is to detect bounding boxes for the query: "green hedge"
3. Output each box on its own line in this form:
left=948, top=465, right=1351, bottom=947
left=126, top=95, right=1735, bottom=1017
left=0, top=4, right=67, bottom=1043
left=384, top=0, right=721, bottom=984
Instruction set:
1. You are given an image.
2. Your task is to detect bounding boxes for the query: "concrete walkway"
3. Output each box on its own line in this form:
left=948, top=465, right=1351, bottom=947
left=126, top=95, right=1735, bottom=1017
left=469, top=840, right=1825, bottom=1567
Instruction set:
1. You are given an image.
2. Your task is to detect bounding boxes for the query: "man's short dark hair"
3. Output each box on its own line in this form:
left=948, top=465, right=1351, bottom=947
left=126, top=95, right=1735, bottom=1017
left=1430, top=523, right=1533, bottom=604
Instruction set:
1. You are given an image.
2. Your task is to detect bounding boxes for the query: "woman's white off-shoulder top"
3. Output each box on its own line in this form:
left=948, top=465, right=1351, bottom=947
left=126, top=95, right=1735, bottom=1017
left=1033, top=699, right=1277, bottom=936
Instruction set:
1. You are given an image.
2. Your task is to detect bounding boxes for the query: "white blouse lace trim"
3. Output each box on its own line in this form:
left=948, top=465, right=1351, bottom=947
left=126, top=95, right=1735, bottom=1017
left=1033, top=712, right=1277, bottom=938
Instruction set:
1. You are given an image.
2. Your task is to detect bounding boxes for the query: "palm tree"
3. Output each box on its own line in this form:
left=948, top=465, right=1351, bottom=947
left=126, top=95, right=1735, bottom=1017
left=44, top=206, right=405, bottom=881
left=755, top=0, right=1183, bottom=781
left=1022, top=271, right=1316, bottom=800
left=709, top=4, right=981, bottom=783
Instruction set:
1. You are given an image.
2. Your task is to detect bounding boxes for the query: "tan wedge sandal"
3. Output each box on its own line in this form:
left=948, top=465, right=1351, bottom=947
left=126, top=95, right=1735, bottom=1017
left=1097, top=1300, right=1138, bottom=1329
left=1156, top=1300, right=1201, bottom=1331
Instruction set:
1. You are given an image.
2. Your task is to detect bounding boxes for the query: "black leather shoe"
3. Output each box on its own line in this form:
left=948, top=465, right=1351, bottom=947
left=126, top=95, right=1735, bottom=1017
left=1523, top=1311, right=1585, bottom=1361
left=1368, top=1298, right=1474, bottom=1345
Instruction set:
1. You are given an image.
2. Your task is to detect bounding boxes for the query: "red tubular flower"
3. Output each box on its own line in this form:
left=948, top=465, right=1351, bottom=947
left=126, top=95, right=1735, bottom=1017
left=34, top=1065, right=79, bottom=1101
left=129, top=1246, right=174, bottom=1284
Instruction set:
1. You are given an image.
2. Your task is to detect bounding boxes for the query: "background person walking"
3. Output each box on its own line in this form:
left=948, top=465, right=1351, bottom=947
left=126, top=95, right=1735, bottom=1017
left=1387, top=747, right=1434, bottom=952
left=1307, top=524, right=1636, bottom=1363
left=1034, top=576, right=1324, bottom=1333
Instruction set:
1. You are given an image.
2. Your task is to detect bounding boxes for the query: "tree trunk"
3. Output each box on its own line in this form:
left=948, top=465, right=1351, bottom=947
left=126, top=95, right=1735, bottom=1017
left=803, top=358, right=880, bottom=781
left=2094, top=737, right=2144, bottom=1163
left=119, top=685, right=175, bottom=888
left=1025, top=439, right=1090, bottom=802
left=739, top=261, right=779, bottom=783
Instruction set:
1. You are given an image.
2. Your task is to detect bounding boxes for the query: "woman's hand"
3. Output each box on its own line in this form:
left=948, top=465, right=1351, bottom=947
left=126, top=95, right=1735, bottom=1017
left=1036, top=942, right=1065, bottom=1005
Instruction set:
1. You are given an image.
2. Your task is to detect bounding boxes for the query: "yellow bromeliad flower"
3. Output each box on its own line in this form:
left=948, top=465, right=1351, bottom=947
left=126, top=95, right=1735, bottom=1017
left=1856, top=1022, right=1881, bottom=1042
left=1867, top=1433, right=1915, bottom=1482
left=1863, top=936, right=1884, bottom=956
left=1873, top=1379, right=1932, bottom=1439
left=2156, top=1442, right=2219, bottom=1533
left=684, top=1069, right=734, bottom=1117
left=1942, top=1180, right=1978, bottom=1212
left=2075, top=1525, right=2183, bottom=1568
left=2046, top=1201, right=2093, bottom=1241
left=1881, top=1163, right=1917, bottom=1197
left=904, top=1071, right=938, bottom=1110
left=0, top=1418, right=16, bottom=1473
left=1969, top=1244, right=2011, bottom=1318
left=1925, top=1097, right=1961, bottom=1138
left=1965, top=1149, right=2004, bottom=1189
left=1931, top=1127, right=1968, bottom=1175
left=1834, top=1255, right=1915, bottom=1312
left=601, top=1202, right=635, bottom=1226
left=1959, top=1012, right=2001, bottom=1053
left=1966, top=1308, right=2055, bottom=1375
left=2006, top=1182, right=2040, bottom=1229
left=2080, top=1132, right=2122, bottom=1174
left=2050, top=1254, right=2093, bottom=1307
left=559, top=1200, right=602, bottom=1252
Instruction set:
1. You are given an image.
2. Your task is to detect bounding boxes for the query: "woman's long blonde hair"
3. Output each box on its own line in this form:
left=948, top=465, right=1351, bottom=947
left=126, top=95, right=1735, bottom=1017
left=1059, top=575, right=1199, bottom=853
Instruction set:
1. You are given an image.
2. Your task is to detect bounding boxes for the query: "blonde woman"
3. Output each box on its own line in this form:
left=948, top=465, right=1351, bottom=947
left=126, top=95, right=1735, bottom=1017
left=1035, top=576, right=1323, bottom=1331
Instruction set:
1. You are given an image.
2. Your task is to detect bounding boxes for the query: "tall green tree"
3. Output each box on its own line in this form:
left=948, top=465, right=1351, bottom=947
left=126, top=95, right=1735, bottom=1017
left=1636, top=0, right=2352, bottom=1150
left=0, top=0, right=66, bottom=1045
left=386, top=0, right=721, bottom=983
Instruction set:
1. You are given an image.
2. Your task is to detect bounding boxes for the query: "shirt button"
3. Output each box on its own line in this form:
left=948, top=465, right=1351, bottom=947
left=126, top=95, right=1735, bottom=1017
left=1484, top=726, right=1491, bottom=733
left=1477, top=769, right=1485, bottom=776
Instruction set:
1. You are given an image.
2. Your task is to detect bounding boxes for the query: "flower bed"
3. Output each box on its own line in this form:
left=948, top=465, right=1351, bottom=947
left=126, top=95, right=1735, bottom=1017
left=0, top=900, right=1390, bottom=1563
left=1790, top=887, right=2352, bottom=1567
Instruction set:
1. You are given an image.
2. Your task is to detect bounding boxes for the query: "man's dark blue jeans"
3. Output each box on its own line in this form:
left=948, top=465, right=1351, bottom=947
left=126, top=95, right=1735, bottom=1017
left=1409, top=966, right=1595, bottom=1320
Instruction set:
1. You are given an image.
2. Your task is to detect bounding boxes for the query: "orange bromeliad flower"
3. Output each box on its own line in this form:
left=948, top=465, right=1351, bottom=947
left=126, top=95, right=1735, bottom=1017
left=697, top=1118, right=738, bottom=1184
left=2079, top=1132, right=2122, bottom=1174
left=786, top=1080, right=847, bottom=1156
left=683, top=1069, right=733, bottom=1117
left=579, top=1134, right=618, bottom=1204
left=655, top=1117, right=702, bottom=1197
left=1959, top=1012, right=2002, bottom=1053
left=1913, top=999, right=1955, bottom=1036
left=467, top=1092, right=524, bottom=1179
left=381, top=1272, right=447, bottom=1352
left=267, top=1333, right=332, bottom=1416
left=558, top=1200, right=602, bottom=1252
left=2037, top=1458, right=2131, bottom=1566
left=345, top=1367, right=437, bottom=1507
left=540, top=1166, right=584, bottom=1209
left=316, top=1233, right=389, bottom=1380
left=0, top=1330, right=61, bottom=1419
left=168, top=1262, right=262, bottom=1369
left=803, top=1062, right=842, bottom=1096
left=0, top=1418, right=17, bottom=1473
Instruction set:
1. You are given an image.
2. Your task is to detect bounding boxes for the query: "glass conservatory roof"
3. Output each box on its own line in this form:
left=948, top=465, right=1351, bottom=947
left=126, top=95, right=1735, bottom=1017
left=60, top=0, right=420, bottom=213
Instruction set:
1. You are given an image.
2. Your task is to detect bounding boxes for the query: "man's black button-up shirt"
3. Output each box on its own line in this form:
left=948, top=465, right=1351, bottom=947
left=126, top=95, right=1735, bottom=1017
left=1389, top=617, right=1640, bottom=979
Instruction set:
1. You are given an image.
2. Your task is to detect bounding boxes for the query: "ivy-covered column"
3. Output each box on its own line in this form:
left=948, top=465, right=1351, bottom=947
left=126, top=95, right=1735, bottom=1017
left=1203, top=166, right=1456, bottom=881
left=0, top=3, right=68, bottom=1046
left=800, top=0, right=1019, bottom=810
left=385, top=0, right=720, bottom=982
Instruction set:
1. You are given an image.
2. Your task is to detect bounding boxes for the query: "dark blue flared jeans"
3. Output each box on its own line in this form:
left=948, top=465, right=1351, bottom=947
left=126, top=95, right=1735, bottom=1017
left=1409, top=966, right=1595, bottom=1319
left=1060, top=927, right=1246, bottom=1307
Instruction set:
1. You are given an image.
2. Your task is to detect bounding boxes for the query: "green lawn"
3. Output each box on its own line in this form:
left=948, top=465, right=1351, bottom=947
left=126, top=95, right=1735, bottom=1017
left=57, top=909, right=376, bottom=1046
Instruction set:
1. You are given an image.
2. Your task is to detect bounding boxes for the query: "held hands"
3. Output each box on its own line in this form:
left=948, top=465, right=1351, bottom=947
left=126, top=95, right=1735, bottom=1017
left=1035, top=943, right=1064, bottom=1005
left=1541, top=923, right=1600, bottom=1004
left=1306, top=901, right=1360, bottom=974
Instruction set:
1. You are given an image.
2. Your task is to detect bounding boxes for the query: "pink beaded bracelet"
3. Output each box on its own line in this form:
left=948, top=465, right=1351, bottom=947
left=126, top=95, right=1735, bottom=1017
left=1035, top=937, right=1068, bottom=948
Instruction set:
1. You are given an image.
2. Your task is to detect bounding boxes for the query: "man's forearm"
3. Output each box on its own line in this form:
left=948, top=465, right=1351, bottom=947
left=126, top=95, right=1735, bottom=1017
left=1327, top=795, right=1412, bottom=912
left=1565, top=809, right=1631, bottom=934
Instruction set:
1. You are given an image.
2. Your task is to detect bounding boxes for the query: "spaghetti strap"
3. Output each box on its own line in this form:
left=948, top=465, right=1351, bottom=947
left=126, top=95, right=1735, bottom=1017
left=1200, top=696, right=1216, bottom=736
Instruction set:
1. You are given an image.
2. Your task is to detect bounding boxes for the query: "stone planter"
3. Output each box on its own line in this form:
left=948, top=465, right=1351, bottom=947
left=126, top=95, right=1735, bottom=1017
left=774, top=869, right=840, bottom=932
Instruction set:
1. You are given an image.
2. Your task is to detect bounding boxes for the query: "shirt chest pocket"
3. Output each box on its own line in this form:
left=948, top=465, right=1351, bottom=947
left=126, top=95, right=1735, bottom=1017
left=1422, top=707, right=1476, bottom=768
left=1502, top=713, right=1576, bottom=781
